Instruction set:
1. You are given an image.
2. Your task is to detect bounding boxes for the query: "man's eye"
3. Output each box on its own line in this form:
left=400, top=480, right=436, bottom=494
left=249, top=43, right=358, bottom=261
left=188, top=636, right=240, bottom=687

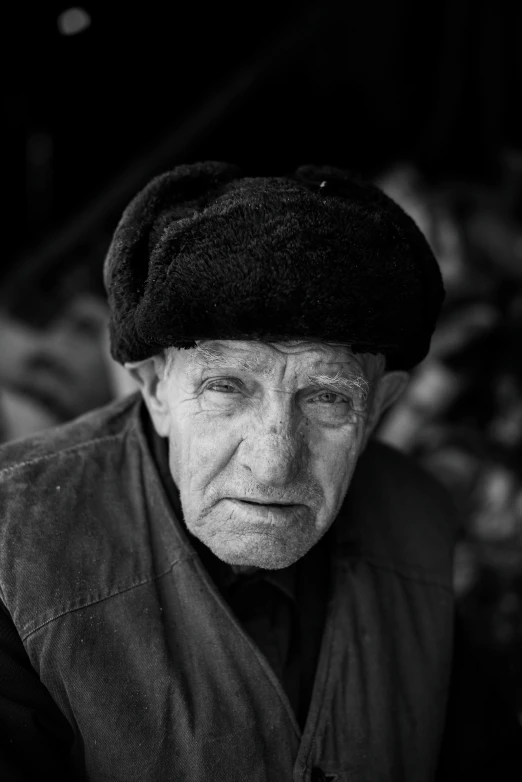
left=309, top=391, right=349, bottom=405
left=205, top=380, right=242, bottom=394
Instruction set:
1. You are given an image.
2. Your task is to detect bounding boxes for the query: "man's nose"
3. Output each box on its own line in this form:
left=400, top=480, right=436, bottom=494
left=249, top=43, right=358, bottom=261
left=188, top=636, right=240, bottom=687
left=240, top=433, right=301, bottom=487
left=238, top=405, right=303, bottom=488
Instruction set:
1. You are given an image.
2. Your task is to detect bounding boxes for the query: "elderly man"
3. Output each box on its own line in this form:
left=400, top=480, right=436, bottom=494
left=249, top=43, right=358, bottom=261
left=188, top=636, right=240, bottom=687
left=0, top=162, right=456, bottom=782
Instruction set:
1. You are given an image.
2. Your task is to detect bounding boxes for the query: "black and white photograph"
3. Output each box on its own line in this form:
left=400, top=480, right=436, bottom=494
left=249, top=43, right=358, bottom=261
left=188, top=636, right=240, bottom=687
left=1, top=3, right=522, bottom=780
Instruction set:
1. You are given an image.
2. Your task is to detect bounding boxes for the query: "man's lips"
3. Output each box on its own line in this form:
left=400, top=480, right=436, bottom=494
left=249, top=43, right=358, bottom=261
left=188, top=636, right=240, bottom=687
left=224, top=498, right=308, bottom=519
left=218, top=498, right=311, bottom=527
left=228, top=497, right=299, bottom=507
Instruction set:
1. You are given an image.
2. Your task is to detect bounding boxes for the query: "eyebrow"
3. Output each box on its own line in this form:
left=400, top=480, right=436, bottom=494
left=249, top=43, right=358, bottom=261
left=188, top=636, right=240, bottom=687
left=307, top=371, right=370, bottom=402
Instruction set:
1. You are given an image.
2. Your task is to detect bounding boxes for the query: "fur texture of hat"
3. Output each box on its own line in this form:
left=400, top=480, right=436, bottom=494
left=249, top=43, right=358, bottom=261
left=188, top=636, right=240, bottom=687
left=104, top=161, right=444, bottom=370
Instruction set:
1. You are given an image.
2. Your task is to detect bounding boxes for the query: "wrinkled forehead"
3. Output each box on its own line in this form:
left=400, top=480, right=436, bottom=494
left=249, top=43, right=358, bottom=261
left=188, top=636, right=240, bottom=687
left=184, top=339, right=381, bottom=377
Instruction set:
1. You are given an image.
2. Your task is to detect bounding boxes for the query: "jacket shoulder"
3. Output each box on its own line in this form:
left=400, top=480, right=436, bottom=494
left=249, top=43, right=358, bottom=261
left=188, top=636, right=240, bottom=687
left=0, top=393, right=140, bottom=474
left=339, top=438, right=458, bottom=585
left=0, top=393, right=179, bottom=639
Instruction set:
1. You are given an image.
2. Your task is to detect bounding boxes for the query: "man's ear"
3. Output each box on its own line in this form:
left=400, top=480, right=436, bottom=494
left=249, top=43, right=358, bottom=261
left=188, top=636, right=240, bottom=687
left=363, top=370, right=409, bottom=448
left=124, top=355, right=171, bottom=437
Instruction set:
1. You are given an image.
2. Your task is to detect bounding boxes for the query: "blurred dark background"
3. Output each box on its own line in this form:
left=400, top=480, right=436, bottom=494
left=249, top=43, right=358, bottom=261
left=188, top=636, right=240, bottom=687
left=2, top=2, right=522, bottom=778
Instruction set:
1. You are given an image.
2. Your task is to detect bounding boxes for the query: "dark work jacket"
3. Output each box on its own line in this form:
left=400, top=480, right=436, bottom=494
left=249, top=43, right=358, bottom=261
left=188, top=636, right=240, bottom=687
left=0, top=393, right=457, bottom=782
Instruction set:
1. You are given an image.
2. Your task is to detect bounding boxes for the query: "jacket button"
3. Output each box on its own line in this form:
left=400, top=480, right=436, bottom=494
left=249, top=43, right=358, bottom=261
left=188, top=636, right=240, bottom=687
left=311, top=768, right=327, bottom=782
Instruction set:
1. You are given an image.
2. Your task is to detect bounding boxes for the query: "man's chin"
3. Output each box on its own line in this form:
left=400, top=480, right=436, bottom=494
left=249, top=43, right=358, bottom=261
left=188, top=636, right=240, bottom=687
left=184, top=504, right=330, bottom=569
left=199, top=533, right=307, bottom=571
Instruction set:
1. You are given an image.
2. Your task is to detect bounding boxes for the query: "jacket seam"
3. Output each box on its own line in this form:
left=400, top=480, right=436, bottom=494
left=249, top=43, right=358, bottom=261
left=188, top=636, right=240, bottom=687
left=0, top=432, right=127, bottom=478
left=21, top=555, right=192, bottom=642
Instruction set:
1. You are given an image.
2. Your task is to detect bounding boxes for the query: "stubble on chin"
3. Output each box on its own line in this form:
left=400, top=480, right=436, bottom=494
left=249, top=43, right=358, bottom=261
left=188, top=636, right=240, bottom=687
left=185, top=500, right=325, bottom=569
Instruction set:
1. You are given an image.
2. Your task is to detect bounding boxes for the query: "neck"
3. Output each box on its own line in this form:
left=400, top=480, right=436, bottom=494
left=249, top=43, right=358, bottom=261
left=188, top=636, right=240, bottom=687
left=230, top=564, right=260, bottom=575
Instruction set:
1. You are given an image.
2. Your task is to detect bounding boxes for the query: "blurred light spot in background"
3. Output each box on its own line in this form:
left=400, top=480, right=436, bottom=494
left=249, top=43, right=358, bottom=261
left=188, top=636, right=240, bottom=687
left=57, top=7, right=91, bottom=36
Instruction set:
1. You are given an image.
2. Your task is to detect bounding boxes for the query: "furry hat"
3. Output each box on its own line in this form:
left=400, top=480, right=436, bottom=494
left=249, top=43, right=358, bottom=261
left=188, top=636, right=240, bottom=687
left=104, top=161, right=444, bottom=370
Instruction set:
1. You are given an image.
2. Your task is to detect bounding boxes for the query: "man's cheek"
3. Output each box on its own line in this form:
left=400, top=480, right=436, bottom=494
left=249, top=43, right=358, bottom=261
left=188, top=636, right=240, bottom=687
left=312, top=433, right=361, bottom=520
left=191, top=422, right=234, bottom=473
left=178, top=419, right=238, bottom=496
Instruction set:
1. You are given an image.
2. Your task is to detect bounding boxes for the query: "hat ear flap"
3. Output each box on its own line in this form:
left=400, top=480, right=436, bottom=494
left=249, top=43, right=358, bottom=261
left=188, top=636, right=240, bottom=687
left=104, top=161, right=241, bottom=291
left=104, top=161, right=241, bottom=361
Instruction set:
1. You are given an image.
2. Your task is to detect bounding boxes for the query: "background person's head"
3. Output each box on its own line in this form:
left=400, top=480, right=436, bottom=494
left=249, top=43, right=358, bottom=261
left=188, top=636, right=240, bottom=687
left=105, top=161, right=444, bottom=568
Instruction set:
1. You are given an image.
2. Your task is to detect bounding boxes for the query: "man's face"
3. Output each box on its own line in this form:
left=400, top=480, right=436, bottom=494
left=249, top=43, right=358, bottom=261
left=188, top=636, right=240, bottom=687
left=144, top=340, right=398, bottom=570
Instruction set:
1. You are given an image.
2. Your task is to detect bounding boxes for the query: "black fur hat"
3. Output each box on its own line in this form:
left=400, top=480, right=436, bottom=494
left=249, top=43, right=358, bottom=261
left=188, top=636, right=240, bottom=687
left=104, top=161, right=444, bottom=370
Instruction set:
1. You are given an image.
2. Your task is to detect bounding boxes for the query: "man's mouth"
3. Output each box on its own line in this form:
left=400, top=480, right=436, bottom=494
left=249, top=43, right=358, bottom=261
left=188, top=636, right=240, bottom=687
left=224, top=498, right=306, bottom=524
left=232, top=497, right=297, bottom=507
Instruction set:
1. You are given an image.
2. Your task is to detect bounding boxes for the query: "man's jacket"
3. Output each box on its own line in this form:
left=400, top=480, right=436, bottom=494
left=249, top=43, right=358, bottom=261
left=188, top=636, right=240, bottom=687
left=0, top=393, right=456, bottom=782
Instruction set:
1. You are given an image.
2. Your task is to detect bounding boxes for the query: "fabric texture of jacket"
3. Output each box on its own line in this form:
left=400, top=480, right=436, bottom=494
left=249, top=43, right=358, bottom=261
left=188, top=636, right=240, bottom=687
left=0, top=393, right=457, bottom=781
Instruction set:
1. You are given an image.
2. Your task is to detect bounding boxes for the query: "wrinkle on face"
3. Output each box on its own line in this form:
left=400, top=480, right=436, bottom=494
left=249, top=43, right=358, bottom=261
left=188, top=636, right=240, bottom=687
left=183, top=342, right=272, bottom=376
left=160, top=339, right=387, bottom=569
